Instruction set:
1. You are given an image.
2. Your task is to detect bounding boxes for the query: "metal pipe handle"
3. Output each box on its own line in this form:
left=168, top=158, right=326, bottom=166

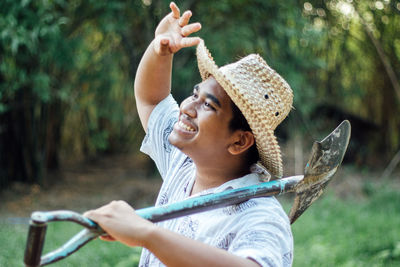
left=24, top=175, right=302, bottom=266
left=24, top=211, right=104, bottom=267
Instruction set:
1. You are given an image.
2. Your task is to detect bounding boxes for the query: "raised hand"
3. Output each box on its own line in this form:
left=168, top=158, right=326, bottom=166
left=154, top=2, right=202, bottom=56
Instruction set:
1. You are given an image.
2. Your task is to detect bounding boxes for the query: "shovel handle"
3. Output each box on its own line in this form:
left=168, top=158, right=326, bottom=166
left=24, top=211, right=104, bottom=267
left=24, top=220, right=47, bottom=267
left=24, top=175, right=302, bottom=266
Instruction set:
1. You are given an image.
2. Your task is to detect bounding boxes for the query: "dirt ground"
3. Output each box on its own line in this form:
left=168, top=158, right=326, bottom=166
left=0, top=147, right=398, bottom=219
left=0, top=153, right=163, bottom=218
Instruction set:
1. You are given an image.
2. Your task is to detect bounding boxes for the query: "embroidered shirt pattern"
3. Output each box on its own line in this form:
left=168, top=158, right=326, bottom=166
left=139, top=95, right=294, bottom=267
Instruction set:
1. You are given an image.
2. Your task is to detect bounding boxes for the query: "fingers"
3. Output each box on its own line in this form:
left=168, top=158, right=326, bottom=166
left=83, top=200, right=123, bottom=222
left=181, top=22, right=201, bottom=37
left=156, top=2, right=201, bottom=54
left=170, top=2, right=180, bottom=19
left=154, top=36, right=173, bottom=55
left=83, top=210, right=97, bottom=221
left=179, top=10, right=192, bottom=27
left=171, top=3, right=195, bottom=29
left=100, top=234, right=116, bottom=242
left=84, top=210, right=116, bottom=242
left=180, top=37, right=201, bottom=48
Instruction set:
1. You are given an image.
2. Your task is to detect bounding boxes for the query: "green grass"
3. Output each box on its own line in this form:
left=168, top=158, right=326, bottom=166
left=286, top=184, right=400, bottom=266
left=1, top=183, right=400, bottom=267
left=0, top=221, right=141, bottom=267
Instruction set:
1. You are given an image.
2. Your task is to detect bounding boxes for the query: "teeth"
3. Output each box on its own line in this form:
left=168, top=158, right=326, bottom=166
left=178, top=120, right=195, bottom=132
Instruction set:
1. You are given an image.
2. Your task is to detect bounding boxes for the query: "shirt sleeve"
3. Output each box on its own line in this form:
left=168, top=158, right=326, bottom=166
left=140, top=95, right=180, bottom=179
left=228, top=199, right=293, bottom=267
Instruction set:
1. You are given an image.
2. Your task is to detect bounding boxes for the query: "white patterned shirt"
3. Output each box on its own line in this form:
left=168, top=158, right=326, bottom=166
left=139, top=95, right=293, bottom=267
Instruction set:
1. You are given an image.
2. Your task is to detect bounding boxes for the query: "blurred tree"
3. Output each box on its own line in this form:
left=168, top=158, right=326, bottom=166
left=302, top=0, right=400, bottom=164
left=0, top=0, right=73, bottom=186
left=0, top=0, right=136, bottom=187
left=1, top=0, right=398, bottom=188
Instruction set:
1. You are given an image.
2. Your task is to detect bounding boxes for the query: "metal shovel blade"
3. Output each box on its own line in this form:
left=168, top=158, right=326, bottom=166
left=23, top=121, right=351, bottom=266
left=289, top=120, right=351, bottom=224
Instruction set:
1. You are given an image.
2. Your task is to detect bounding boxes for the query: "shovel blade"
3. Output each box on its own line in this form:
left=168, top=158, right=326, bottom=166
left=289, top=120, right=351, bottom=224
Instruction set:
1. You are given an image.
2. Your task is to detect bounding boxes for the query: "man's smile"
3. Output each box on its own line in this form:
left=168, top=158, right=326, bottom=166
left=177, top=120, right=196, bottom=132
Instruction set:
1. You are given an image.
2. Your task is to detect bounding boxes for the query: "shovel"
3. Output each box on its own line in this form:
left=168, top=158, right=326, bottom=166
left=24, top=120, right=351, bottom=267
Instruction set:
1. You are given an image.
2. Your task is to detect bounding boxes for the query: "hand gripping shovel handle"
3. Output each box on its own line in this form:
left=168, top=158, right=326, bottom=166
left=24, top=120, right=350, bottom=266
left=24, top=175, right=303, bottom=267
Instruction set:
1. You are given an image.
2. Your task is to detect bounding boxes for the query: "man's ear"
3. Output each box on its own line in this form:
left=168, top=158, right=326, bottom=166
left=228, top=131, right=255, bottom=155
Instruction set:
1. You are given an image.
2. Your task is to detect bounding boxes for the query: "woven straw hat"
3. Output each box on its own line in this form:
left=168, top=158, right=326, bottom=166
left=196, top=39, right=293, bottom=178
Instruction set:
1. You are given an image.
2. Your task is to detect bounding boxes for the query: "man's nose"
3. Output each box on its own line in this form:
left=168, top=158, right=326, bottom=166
left=180, top=98, right=197, bottom=118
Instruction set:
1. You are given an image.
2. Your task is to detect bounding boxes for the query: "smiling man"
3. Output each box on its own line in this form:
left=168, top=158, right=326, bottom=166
left=167, top=78, right=256, bottom=192
left=85, top=2, right=294, bottom=266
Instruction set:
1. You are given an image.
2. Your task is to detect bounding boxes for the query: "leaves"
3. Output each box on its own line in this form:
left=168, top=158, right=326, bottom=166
left=0, top=0, right=398, bottom=186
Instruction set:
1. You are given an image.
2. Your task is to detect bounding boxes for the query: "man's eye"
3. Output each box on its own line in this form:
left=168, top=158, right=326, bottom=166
left=204, top=101, right=216, bottom=110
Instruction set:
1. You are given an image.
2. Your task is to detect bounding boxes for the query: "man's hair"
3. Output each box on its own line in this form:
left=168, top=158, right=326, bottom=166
left=229, top=102, right=259, bottom=166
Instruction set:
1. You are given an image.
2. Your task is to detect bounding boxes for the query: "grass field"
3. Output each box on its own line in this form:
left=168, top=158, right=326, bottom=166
left=1, top=181, right=399, bottom=267
left=288, top=184, right=400, bottom=266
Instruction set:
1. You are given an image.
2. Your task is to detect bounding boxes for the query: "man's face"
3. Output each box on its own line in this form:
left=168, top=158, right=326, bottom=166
left=168, top=77, right=235, bottom=162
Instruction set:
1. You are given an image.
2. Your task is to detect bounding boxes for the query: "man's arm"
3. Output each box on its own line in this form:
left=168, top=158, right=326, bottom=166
left=144, top=224, right=261, bottom=267
left=134, top=2, right=201, bottom=131
left=84, top=200, right=260, bottom=267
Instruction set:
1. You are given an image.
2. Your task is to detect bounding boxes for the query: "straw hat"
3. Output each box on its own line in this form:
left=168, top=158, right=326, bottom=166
left=196, top=39, right=293, bottom=179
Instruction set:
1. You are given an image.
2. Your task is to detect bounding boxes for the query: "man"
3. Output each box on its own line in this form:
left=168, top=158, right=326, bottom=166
left=85, top=2, right=294, bottom=266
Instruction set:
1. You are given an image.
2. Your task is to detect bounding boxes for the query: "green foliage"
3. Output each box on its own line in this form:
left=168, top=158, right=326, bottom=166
left=0, top=0, right=71, bottom=100
left=302, top=0, right=400, bottom=157
left=0, top=0, right=78, bottom=185
left=1, top=0, right=399, bottom=186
